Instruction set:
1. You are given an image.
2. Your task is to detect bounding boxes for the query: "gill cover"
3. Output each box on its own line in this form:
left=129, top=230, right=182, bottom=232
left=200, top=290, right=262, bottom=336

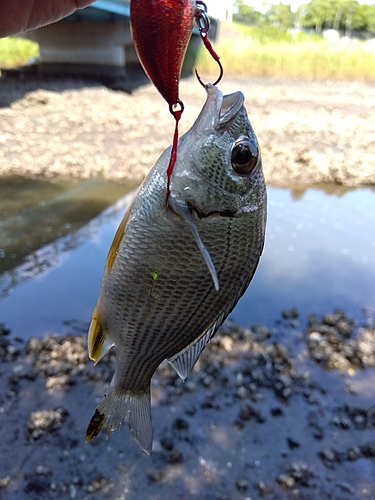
left=168, top=84, right=246, bottom=292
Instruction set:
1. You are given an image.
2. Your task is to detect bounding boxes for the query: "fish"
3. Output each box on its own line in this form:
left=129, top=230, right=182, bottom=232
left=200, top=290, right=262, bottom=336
left=85, top=84, right=267, bottom=455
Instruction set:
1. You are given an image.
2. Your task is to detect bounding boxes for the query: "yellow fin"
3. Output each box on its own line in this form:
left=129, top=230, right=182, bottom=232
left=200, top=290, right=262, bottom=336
left=88, top=305, right=113, bottom=364
left=106, top=193, right=137, bottom=272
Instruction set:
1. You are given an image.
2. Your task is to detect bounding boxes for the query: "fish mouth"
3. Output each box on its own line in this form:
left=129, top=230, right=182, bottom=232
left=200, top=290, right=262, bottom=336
left=216, top=88, right=245, bottom=132
left=189, top=84, right=245, bottom=135
left=204, top=84, right=244, bottom=133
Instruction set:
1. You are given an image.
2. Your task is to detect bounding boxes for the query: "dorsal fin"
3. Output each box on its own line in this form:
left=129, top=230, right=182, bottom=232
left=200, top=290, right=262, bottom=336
left=106, top=209, right=131, bottom=272
left=106, top=193, right=137, bottom=272
left=88, top=305, right=114, bottom=365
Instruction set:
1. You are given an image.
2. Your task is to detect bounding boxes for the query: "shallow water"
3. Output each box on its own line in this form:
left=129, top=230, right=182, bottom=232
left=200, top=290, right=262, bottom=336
left=0, top=178, right=374, bottom=339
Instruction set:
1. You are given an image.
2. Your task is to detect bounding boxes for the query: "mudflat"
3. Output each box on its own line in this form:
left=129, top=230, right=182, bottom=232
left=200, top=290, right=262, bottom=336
left=0, top=75, right=374, bottom=499
left=0, top=75, right=374, bottom=188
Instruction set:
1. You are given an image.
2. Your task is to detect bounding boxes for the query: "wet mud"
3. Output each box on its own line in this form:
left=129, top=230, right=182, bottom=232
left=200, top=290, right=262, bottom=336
left=1, top=311, right=375, bottom=499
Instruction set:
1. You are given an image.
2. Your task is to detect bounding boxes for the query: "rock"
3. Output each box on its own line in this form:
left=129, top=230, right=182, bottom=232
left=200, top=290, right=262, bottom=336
left=24, top=477, right=50, bottom=494
left=346, top=446, right=362, bottom=461
left=86, top=476, right=113, bottom=494
left=235, top=479, right=248, bottom=492
left=169, top=447, right=183, bottom=464
left=172, top=418, right=189, bottom=431
left=255, top=480, right=273, bottom=495
left=319, top=447, right=340, bottom=467
left=26, top=407, right=68, bottom=441
left=146, top=469, right=165, bottom=482
left=239, top=403, right=264, bottom=423
left=360, top=441, right=375, bottom=458
left=0, top=477, right=10, bottom=489
left=287, top=437, right=301, bottom=450
left=277, top=473, right=295, bottom=489
left=306, top=311, right=375, bottom=370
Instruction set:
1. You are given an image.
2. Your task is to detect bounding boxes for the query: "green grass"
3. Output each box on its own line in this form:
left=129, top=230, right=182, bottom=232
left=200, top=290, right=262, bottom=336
left=1, top=27, right=374, bottom=81
left=0, top=36, right=39, bottom=68
left=197, top=23, right=375, bottom=81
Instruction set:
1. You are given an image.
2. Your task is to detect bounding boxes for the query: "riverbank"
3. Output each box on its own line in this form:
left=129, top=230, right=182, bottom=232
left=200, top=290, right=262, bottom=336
left=0, top=75, right=374, bottom=188
left=1, top=310, right=375, bottom=499
left=1, top=74, right=375, bottom=500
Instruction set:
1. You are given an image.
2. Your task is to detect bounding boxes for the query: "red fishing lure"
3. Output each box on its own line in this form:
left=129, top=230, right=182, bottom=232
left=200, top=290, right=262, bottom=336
left=130, top=0, right=222, bottom=197
left=130, top=0, right=195, bottom=112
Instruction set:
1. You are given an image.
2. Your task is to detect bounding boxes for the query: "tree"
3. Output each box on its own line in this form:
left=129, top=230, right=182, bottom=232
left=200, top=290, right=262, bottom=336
left=264, top=2, right=296, bottom=30
left=297, top=0, right=331, bottom=33
left=233, top=0, right=262, bottom=25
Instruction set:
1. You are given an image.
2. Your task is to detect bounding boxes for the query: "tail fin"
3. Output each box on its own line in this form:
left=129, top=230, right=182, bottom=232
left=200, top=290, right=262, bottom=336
left=85, top=387, right=152, bottom=455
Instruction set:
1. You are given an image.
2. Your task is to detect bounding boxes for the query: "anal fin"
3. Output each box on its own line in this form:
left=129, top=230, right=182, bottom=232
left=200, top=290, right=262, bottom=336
left=88, top=305, right=114, bottom=365
left=168, top=313, right=225, bottom=381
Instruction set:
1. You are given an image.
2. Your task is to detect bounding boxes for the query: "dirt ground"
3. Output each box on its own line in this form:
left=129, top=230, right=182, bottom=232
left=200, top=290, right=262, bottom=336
left=0, top=74, right=375, bottom=500
left=0, top=73, right=374, bottom=187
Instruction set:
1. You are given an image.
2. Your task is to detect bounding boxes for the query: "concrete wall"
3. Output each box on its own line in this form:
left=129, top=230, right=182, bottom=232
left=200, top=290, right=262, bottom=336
left=25, top=21, right=133, bottom=66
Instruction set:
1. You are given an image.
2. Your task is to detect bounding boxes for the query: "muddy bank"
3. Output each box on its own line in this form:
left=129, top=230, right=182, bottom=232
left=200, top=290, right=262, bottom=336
left=1, top=310, right=375, bottom=499
left=0, top=76, right=374, bottom=188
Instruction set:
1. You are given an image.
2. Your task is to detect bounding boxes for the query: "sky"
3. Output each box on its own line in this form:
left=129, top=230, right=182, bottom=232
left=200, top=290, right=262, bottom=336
left=206, top=0, right=375, bottom=20
left=242, top=0, right=375, bottom=8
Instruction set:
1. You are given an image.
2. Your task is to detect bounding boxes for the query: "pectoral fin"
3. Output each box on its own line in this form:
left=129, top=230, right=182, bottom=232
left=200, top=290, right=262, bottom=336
left=168, top=196, right=219, bottom=292
left=88, top=305, right=114, bottom=365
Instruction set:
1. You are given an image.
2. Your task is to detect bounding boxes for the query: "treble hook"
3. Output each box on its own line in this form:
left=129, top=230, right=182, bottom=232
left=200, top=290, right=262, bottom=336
left=194, top=1, right=223, bottom=87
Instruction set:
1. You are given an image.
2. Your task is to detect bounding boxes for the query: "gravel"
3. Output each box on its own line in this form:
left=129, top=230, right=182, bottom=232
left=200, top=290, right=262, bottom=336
left=1, top=310, right=375, bottom=499
left=1, top=74, right=375, bottom=498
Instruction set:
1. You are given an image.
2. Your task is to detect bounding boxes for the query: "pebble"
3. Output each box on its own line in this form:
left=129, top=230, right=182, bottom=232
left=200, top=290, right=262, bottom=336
left=168, top=447, right=183, bottom=464
left=0, top=306, right=374, bottom=498
left=239, top=403, right=264, bottom=423
left=26, top=407, right=68, bottom=441
left=0, top=477, right=10, bottom=489
left=86, top=476, right=112, bottom=494
left=255, top=480, right=273, bottom=495
left=306, top=311, right=375, bottom=370
left=35, top=465, right=51, bottom=476
left=146, top=469, right=164, bottom=482
left=320, top=447, right=338, bottom=463
left=277, top=473, right=295, bottom=489
left=235, top=479, right=248, bottom=492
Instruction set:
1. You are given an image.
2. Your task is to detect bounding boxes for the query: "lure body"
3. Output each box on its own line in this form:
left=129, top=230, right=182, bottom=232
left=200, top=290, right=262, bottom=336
left=130, top=0, right=195, bottom=107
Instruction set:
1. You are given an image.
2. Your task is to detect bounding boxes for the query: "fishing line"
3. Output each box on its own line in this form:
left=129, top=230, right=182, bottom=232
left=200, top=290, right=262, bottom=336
left=195, top=0, right=223, bottom=87
left=166, top=1, right=223, bottom=202
left=166, top=100, right=184, bottom=198
left=115, top=452, right=148, bottom=500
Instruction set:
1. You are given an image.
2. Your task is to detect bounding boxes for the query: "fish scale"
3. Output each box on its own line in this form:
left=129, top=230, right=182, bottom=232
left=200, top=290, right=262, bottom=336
left=86, top=84, right=267, bottom=454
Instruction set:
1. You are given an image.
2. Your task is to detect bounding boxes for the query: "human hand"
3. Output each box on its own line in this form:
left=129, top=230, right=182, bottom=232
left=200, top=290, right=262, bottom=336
left=0, top=0, right=95, bottom=38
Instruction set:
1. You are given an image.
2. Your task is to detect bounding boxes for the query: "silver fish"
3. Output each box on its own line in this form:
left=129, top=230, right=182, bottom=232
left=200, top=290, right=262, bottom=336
left=86, top=84, right=267, bottom=454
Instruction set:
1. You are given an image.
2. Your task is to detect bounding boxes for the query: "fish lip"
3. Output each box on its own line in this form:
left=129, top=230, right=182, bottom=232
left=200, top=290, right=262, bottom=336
left=205, top=84, right=245, bottom=132
left=188, top=85, right=245, bottom=135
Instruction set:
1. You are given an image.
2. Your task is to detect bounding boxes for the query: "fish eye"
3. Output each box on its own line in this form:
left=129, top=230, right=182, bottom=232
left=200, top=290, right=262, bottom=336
left=231, top=138, right=258, bottom=175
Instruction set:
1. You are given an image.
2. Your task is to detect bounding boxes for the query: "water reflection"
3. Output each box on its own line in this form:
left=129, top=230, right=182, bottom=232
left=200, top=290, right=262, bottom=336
left=0, top=184, right=374, bottom=338
left=235, top=187, right=375, bottom=327
left=0, top=176, right=130, bottom=295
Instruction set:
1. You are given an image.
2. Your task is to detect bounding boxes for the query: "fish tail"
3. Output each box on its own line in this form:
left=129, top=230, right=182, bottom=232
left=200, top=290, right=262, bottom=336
left=85, top=387, right=152, bottom=455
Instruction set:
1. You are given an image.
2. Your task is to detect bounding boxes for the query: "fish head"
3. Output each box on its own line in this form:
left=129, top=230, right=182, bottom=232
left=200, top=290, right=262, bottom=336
left=169, top=84, right=266, bottom=217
